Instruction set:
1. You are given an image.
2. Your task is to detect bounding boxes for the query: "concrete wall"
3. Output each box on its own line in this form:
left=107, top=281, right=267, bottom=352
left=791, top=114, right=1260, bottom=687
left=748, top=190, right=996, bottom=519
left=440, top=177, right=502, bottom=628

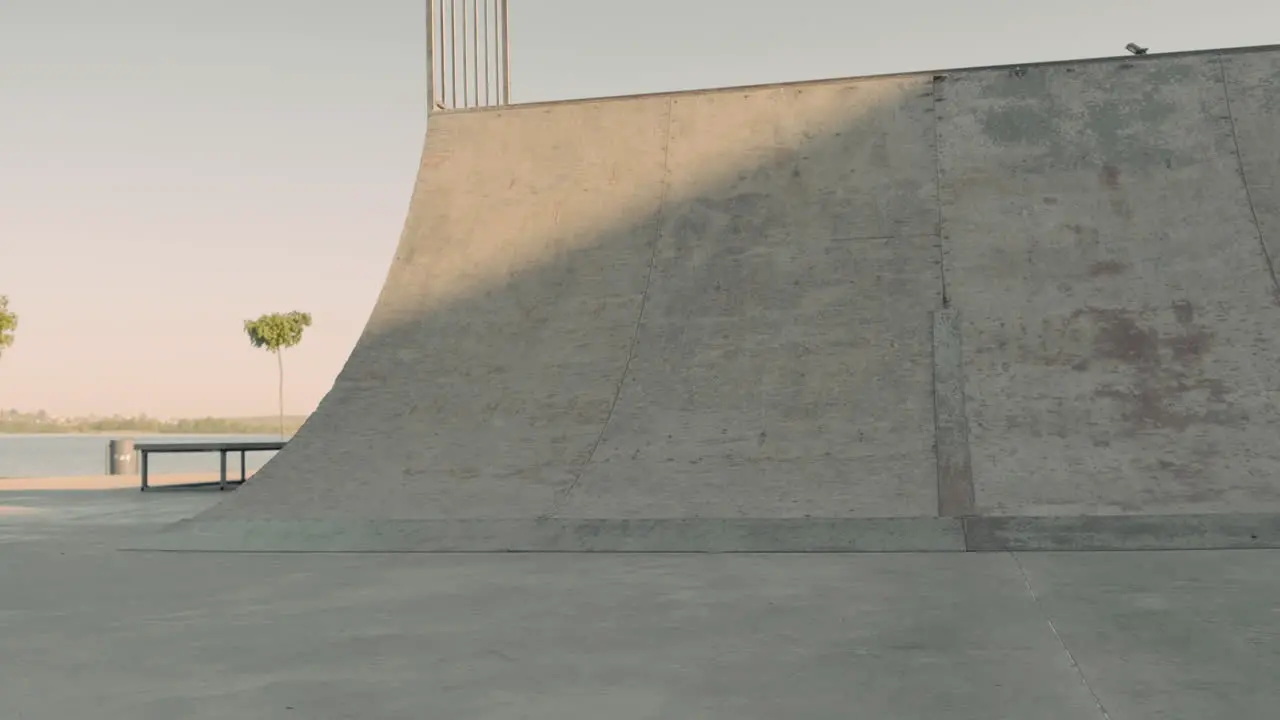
left=940, top=54, right=1280, bottom=516
left=556, top=78, right=942, bottom=519
left=202, top=46, right=1280, bottom=527
left=1225, top=52, right=1280, bottom=284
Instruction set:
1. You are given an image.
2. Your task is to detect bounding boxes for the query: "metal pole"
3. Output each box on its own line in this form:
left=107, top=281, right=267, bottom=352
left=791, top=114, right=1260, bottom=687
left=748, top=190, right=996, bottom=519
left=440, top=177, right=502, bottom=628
left=465, top=0, right=476, bottom=107
left=437, top=0, right=446, bottom=108
left=425, top=0, right=435, bottom=111
left=481, top=0, right=490, bottom=105
left=449, top=0, right=458, bottom=109
left=500, top=0, right=510, bottom=104
left=472, top=0, right=481, bottom=106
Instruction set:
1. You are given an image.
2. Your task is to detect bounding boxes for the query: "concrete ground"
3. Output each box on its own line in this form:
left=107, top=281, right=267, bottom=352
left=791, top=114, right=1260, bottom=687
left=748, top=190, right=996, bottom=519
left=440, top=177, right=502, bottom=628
left=1, top=488, right=1277, bottom=719
left=0, top=471, right=257, bottom=492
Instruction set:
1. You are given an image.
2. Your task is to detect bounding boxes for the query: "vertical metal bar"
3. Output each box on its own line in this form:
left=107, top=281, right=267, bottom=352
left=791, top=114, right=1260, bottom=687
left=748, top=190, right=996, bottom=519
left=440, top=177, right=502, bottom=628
left=437, top=0, right=446, bottom=108
left=240, top=450, right=247, bottom=482
left=140, top=451, right=149, bottom=491
left=481, top=0, right=490, bottom=105
left=432, top=0, right=508, bottom=110
left=500, top=0, right=510, bottom=104
left=449, top=0, right=458, bottom=109
left=460, top=0, right=469, bottom=108
left=462, top=0, right=470, bottom=108
left=472, top=0, right=481, bottom=106
left=219, top=450, right=227, bottom=491
left=425, top=0, right=435, bottom=111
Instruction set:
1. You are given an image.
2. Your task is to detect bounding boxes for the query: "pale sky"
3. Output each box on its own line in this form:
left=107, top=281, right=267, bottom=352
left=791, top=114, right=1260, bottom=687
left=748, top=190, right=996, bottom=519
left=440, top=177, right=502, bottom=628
left=1, top=0, right=1276, bottom=418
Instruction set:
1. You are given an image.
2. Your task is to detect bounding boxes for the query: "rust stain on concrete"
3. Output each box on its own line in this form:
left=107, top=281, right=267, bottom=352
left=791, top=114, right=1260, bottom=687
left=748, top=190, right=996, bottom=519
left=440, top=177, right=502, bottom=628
left=1027, top=305, right=1241, bottom=436
left=1086, top=308, right=1162, bottom=366
left=1171, top=299, right=1195, bottom=324
left=1100, top=164, right=1121, bottom=189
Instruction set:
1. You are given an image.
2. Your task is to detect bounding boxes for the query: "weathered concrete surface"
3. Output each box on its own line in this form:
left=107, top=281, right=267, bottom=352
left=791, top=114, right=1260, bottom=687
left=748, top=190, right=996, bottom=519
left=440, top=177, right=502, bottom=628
left=939, top=53, right=1280, bottom=517
left=1014, top=551, right=1280, bottom=720
left=9, top=491, right=1280, bottom=718
left=1224, top=51, right=1280, bottom=279
left=963, top=513, right=1280, bottom=551
left=9, top=495, right=1280, bottom=719
left=138, top=518, right=965, bottom=552
left=932, top=308, right=976, bottom=517
left=0, top=489, right=221, bottom=542
left=554, top=79, right=942, bottom=520
left=196, top=75, right=946, bottom=534
left=149, top=45, right=1280, bottom=551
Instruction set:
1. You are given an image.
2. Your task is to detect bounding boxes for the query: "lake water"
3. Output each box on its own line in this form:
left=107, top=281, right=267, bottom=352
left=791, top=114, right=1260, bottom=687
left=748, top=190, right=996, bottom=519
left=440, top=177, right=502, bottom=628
left=0, top=434, right=283, bottom=478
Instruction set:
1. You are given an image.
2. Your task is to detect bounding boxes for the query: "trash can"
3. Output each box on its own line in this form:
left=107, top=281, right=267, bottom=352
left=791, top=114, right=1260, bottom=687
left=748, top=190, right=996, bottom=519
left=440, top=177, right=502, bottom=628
left=106, top=439, right=138, bottom=475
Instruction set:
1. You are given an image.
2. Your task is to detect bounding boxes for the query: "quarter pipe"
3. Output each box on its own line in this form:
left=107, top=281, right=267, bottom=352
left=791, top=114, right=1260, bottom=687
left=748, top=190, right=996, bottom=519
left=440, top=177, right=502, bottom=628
left=139, top=44, right=1280, bottom=552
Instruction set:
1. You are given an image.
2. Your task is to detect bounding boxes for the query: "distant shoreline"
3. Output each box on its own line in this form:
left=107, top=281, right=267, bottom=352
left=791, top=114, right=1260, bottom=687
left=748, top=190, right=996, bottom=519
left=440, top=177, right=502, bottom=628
left=0, top=415, right=307, bottom=436
left=0, top=431, right=294, bottom=437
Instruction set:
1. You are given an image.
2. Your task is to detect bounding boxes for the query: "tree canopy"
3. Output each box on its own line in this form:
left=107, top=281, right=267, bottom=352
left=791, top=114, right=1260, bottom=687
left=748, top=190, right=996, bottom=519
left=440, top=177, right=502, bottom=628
left=0, top=295, right=16, bottom=358
left=244, top=310, right=312, bottom=439
left=243, top=311, right=312, bottom=353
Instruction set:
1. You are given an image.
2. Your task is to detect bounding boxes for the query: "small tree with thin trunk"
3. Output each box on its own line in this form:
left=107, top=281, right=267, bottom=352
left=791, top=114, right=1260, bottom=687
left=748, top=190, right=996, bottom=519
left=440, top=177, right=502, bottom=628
left=0, top=295, right=16, bottom=360
left=243, top=311, right=312, bottom=439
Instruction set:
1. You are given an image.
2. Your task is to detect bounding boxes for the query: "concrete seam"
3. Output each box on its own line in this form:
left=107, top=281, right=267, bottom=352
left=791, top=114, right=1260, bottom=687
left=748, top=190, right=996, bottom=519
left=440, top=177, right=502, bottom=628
left=127, top=512, right=1280, bottom=553
left=931, top=75, right=950, bottom=307
left=828, top=233, right=932, bottom=243
left=544, top=98, right=676, bottom=517
left=1010, top=553, right=1114, bottom=720
left=1217, top=55, right=1280, bottom=295
left=932, top=309, right=976, bottom=518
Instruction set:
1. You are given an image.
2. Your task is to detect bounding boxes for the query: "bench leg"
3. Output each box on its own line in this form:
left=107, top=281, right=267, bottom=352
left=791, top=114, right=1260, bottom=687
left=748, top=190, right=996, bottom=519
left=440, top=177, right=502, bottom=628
left=241, top=450, right=247, bottom=483
left=140, top=451, right=149, bottom=491
left=219, top=450, right=227, bottom=491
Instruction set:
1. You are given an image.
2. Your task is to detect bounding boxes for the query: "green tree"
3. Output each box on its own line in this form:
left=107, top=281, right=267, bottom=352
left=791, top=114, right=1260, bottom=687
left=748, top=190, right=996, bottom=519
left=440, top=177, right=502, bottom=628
left=243, top=311, right=312, bottom=439
left=0, top=295, right=16, bottom=359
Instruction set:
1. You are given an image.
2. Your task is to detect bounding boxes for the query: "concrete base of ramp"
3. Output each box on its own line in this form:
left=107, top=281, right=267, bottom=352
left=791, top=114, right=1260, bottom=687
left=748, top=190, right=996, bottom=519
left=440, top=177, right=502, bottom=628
left=16, top=518, right=1280, bottom=719
left=127, top=513, right=1280, bottom=553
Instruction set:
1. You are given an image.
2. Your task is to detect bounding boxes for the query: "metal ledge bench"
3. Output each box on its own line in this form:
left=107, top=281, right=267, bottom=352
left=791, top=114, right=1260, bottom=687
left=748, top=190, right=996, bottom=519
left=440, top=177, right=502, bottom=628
left=135, top=440, right=287, bottom=491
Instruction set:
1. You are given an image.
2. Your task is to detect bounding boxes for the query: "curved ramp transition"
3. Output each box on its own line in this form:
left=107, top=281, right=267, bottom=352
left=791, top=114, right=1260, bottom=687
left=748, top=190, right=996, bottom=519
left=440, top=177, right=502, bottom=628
left=139, top=45, right=1280, bottom=552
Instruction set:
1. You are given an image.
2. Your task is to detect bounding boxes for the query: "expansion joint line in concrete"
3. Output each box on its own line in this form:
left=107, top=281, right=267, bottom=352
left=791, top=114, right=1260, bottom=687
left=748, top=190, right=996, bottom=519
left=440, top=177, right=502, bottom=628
left=1011, top=553, right=1114, bottom=720
left=543, top=98, right=677, bottom=518
left=1216, top=55, right=1279, bottom=296
left=931, top=74, right=951, bottom=308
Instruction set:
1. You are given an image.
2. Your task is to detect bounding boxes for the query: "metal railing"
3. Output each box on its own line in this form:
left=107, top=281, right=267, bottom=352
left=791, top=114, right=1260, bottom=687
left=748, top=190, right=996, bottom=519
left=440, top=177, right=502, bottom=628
left=428, top=0, right=511, bottom=111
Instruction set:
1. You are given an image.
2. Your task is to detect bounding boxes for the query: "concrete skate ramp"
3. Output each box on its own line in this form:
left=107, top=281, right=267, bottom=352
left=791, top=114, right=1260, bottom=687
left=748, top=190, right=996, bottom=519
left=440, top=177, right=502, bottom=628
left=138, top=45, right=1280, bottom=553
